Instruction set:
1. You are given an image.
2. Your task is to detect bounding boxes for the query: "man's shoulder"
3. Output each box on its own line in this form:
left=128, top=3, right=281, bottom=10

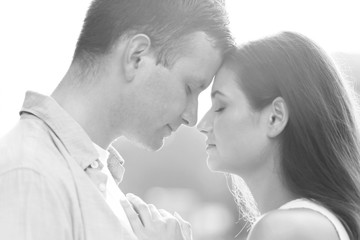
left=0, top=118, right=68, bottom=177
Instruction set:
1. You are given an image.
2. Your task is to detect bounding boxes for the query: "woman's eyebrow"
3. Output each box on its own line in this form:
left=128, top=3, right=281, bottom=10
left=211, top=90, right=225, bottom=99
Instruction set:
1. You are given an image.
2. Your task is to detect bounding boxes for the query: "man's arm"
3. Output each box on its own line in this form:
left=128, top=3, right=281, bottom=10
left=0, top=168, right=73, bottom=240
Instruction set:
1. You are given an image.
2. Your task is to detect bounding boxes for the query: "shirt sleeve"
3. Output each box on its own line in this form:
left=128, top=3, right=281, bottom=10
left=0, top=168, right=73, bottom=240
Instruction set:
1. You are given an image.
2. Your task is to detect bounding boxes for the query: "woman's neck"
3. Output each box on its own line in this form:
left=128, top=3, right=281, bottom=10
left=241, top=155, right=298, bottom=214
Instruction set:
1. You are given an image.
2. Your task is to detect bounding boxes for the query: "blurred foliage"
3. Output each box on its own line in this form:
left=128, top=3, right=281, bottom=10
left=115, top=53, right=360, bottom=240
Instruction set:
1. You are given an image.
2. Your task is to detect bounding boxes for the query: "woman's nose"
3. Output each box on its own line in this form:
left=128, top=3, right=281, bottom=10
left=197, top=111, right=212, bottom=134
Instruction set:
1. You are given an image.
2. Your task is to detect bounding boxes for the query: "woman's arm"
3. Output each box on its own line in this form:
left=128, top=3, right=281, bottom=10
left=248, top=209, right=339, bottom=240
left=120, top=193, right=192, bottom=240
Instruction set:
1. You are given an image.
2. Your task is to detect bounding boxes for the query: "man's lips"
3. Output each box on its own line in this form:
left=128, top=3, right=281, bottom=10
left=165, top=124, right=178, bottom=137
left=206, top=143, right=216, bottom=149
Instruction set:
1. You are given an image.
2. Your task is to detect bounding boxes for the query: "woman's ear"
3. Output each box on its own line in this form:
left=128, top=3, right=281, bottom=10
left=267, top=97, right=289, bottom=138
left=122, top=34, right=152, bottom=82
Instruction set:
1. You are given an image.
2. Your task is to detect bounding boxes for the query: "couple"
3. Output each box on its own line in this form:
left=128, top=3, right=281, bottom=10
left=121, top=32, right=360, bottom=240
left=0, top=1, right=359, bottom=240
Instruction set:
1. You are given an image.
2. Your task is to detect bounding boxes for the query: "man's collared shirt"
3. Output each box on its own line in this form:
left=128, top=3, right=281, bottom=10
left=0, top=91, right=137, bottom=240
left=92, top=143, right=129, bottom=223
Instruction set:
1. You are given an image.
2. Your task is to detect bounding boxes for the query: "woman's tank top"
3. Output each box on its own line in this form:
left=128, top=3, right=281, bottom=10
left=280, top=198, right=350, bottom=240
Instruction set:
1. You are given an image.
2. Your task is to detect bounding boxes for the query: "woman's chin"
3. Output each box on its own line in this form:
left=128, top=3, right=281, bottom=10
left=206, top=157, right=224, bottom=173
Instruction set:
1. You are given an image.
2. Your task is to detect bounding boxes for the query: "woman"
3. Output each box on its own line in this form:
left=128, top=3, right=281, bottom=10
left=121, top=32, right=360, bottom=240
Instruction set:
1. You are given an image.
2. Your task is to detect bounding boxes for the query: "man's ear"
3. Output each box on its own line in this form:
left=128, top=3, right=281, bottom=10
left=266, top=97, right=289, bottom=138
left=122, top=34, right=152, bottom=82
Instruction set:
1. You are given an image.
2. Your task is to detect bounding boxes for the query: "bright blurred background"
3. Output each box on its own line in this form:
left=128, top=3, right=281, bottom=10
left=1, top=1, right=359, bottom=239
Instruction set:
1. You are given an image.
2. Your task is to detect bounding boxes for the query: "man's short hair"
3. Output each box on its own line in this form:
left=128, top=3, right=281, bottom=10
left=73, top=0, right=233, bottom=68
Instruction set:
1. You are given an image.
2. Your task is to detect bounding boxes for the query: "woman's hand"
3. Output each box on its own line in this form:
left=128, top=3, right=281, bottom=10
left=120, top=193, right=192, bottom=240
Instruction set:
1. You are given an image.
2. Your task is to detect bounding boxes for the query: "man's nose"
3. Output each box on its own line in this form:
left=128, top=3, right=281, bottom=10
left=181, top=99, right=198, bottom=127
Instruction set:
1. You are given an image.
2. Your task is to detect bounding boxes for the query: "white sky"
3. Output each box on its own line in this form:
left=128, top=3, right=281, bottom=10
left=1, top=0, right=359, bottom=136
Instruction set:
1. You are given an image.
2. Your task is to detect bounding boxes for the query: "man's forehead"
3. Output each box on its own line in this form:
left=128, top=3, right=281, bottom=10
left=178, top=32, right=221, bottom=60
left=187, top=74, right=214, bottom=88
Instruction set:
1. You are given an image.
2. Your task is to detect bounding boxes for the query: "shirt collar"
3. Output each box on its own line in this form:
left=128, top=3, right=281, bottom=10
left=20, top=91, right=98, bottom=169
left=92, top=142, right=110, bottom=166
left=93, top=142, right=126, bottom=183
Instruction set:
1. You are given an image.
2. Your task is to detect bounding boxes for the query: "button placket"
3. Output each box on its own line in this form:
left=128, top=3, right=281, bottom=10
left=85, top=159, right=108, bottom=197
left=90, top=160, right=99, bottom=169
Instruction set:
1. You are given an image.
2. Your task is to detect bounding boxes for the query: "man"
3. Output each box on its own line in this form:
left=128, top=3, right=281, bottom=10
left=0, top=0, right=233, bottom=239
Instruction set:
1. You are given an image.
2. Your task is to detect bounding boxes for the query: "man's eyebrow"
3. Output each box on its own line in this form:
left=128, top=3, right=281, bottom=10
left=211, top=90, right=225, bottom=99
left=199, top=81, right=209, bottom=91
left=199, top=76, right=215, bottom=90
left=191, top=76, right=206, bottom=84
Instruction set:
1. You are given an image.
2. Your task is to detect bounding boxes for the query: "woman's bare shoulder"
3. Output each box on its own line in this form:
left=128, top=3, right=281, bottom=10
left=247, top=208, right=339, bottom=240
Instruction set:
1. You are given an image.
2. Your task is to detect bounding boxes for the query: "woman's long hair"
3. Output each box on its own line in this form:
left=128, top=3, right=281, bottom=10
left=226, top=32, right=360, bottom=239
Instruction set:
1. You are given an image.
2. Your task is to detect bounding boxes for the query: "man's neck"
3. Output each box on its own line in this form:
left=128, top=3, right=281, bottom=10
left=51, top=70, right=115, bottom=149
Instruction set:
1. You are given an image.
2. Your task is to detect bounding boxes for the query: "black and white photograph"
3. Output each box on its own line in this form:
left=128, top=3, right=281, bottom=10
left=1, top=0, right=360, bottom=239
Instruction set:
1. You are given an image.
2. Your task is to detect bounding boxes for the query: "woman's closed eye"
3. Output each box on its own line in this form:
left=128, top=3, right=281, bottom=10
left=214, top=107, right=225, bottom=113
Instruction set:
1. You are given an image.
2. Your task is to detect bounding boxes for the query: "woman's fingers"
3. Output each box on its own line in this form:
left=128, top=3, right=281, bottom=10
left=148, top=204, right=162, bottom=220
left=159, top=209, right=193, bottom=240
left=121, top=193, right=192, bottom=240
left=158, top=208, right=174, bottom=218
left=174, top=212, right=191, bottom=229
left=174, top=212, right=193, bottom=240
left=126, top=193, right=153, bottom=226
left=119, top=198, right=143, bottom=234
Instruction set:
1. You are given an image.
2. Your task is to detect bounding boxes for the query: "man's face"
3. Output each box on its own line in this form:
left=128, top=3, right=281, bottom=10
left=123, top=32, right=222, bottom=150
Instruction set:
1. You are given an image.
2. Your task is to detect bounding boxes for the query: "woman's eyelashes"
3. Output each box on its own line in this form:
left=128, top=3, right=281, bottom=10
left=214, top=105, right=225, bottom=113
left=211, top=99, right=225, bottom=113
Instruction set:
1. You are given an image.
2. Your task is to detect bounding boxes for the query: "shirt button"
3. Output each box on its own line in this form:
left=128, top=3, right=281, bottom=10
left=99, top=183, right=106, bottom=192
left=90, top=161, right=99, bottom=169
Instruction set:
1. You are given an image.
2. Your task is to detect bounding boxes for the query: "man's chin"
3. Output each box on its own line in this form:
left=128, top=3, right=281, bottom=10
left=134, top=138, right=165, bottom=152
left=145, top=142, right=164, bottom=152
left=123, top=133, right=165, bottom=151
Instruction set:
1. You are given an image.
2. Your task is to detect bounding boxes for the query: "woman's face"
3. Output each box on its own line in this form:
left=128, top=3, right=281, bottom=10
left=198, top=66, right=270, bottom=175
